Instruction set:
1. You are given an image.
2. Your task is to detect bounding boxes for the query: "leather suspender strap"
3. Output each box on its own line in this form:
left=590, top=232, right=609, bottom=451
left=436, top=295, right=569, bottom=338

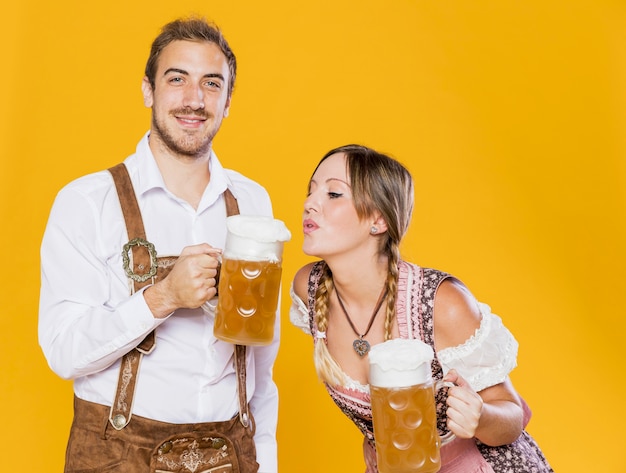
left=108, top=163, right=153, bottom=430
left=234, top=344, right=251, bottom=428
left=224, top=186, right=240, bottom=216
left=107, top=162, right=244, bottom=430
left=109, top=163, right=156, bottom=353
left=109, top=163, right=150, bottom=274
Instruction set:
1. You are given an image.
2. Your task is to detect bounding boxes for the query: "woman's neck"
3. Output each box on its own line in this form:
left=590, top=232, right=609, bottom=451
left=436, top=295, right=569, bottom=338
left=327, top=255, right=390, bottom=303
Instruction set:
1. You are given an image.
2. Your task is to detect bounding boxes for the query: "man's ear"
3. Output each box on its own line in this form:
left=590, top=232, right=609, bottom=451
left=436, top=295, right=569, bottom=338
left=223, top=97, right=231, bottom=117
left=141, top=77, right=154, bottom=108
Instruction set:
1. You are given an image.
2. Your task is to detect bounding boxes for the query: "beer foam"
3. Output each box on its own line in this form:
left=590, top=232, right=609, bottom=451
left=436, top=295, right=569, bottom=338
left=224, top=215, right=291, bottom=261
left=369, top=339, right=434, bottom=388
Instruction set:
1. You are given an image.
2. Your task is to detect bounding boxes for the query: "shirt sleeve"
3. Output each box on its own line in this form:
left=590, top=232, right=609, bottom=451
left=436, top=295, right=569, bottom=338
left=436, top=302, right=519, bottom=392
left=38, top=181, right=166, bottom=380
left=289, top=283, right=311, bottom=334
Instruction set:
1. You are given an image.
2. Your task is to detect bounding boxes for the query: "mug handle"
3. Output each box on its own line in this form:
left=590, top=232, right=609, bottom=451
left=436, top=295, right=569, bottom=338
left=435, top=380, right=456, bottom=446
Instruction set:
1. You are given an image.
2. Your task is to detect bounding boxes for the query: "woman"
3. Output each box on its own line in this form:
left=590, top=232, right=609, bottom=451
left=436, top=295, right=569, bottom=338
left=289, top=144, right=553, bottom=472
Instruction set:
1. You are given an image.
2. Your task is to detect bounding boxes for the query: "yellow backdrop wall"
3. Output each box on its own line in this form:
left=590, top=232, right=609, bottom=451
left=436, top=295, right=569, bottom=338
left=2, top=0, right=625, bottom=471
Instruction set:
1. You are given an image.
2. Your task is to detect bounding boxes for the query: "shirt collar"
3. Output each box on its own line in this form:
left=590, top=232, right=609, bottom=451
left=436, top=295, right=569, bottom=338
left=129, top=132, right=235, bottom=211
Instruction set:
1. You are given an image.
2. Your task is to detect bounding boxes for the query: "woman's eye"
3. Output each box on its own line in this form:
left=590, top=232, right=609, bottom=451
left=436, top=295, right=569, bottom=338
left=328, top=192, right=342, bottom=199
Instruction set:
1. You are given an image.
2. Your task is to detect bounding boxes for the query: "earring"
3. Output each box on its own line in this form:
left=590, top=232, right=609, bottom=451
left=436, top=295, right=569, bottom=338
left=370, top=226, right=378, bottom=234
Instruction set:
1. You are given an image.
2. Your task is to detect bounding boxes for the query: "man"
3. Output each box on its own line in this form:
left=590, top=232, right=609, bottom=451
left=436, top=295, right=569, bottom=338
left=39, top=17, right=278, bottom=472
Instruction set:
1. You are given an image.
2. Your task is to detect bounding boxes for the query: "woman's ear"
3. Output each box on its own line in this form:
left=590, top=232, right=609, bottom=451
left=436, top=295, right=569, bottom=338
left=370, top=215, right=388, bottom=235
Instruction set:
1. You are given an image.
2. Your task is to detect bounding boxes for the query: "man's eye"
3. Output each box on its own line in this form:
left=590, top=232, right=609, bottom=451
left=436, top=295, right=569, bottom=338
left=169, top=77, right=183, bottom=84
left=205, top=80, right=221, bottom=88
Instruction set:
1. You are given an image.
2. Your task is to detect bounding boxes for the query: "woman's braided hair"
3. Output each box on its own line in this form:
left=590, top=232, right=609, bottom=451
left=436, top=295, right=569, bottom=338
left=311, top=145, right=414, bottom=386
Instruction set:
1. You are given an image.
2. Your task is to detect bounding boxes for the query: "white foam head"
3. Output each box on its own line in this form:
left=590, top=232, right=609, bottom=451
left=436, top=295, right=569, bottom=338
left=224, top=215, right=291, bottom=261
left=369, top=338, right=434, bottom=388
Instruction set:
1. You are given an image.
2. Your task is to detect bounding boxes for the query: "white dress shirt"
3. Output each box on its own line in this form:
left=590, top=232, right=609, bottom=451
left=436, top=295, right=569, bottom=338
left=39, top=132, right=279, bottom=472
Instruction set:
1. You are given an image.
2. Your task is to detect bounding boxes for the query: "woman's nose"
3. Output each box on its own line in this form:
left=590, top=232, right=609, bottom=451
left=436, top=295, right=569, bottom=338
left=304, top=194, right=317, bottom=213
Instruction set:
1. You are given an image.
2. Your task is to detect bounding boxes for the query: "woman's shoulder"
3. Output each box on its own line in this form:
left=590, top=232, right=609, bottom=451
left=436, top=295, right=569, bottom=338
left=433, top=278, right=484, bottom=350
left=292, top=261, right=323, bottom=302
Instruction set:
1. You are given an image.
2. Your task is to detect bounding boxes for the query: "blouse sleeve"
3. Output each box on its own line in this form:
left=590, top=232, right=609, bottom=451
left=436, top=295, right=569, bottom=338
left=289, top=282, right=312, bottom=335
left=436, top=302, right=519, bottom=392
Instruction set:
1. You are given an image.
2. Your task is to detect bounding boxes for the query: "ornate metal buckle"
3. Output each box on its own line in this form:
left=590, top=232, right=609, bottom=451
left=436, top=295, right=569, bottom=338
left=122, top=237, right=158, bottom=283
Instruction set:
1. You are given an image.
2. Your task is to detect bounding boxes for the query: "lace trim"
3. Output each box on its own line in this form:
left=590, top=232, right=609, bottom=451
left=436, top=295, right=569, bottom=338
left=395, top=261, right=409, bottom=337
left=438, top=303, right=495, bottom=359
left=437, top=302, right=519, bottom=392
left=289, top=283, right=311, bottom=334
left=342, top=373, right=370, bottom=394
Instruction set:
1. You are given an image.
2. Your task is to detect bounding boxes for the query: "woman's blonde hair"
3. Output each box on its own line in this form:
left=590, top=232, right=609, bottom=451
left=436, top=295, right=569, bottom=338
left=310, top=144, right=414, bottom=385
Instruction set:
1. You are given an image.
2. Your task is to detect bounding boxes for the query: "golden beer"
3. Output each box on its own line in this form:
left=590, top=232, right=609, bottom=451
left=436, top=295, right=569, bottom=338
left=214, top=257, right=282, bottom=345
left=371, top=382, right=442, bottom=473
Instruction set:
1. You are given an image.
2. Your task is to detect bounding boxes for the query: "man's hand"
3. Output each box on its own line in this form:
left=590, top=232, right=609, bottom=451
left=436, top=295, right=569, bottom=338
left=144, top=243, right=222, bottom=319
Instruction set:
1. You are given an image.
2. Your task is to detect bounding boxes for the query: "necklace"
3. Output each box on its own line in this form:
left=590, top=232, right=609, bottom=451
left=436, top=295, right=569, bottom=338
left=334, top=285, right=388, bottom=356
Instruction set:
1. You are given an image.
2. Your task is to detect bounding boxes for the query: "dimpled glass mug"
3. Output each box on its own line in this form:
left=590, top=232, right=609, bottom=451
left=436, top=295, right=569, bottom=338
left=213, top=215, right=291, bottom=345
left=369, top=339, right=455, bottom=473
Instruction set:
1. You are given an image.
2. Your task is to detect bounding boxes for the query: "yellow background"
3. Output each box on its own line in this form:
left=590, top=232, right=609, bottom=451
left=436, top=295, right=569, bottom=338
left=2, top=0, right=625, bottom=471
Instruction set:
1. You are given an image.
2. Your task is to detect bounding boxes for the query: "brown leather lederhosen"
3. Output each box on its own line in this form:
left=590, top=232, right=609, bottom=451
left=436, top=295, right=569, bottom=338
left=64, top=163, right=259, bottom=473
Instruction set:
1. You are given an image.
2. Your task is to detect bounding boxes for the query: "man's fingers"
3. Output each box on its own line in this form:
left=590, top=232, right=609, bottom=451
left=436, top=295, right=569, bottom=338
left=180, top=243, right=223, bottom=257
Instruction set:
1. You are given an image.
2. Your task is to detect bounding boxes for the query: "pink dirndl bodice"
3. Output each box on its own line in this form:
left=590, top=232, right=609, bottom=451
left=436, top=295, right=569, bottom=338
left=304, top=260, right=553, bottom=473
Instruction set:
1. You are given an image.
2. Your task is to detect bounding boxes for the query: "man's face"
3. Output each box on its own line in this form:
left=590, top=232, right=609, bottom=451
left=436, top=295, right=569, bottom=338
left=142, top=40, right=231, bottom=159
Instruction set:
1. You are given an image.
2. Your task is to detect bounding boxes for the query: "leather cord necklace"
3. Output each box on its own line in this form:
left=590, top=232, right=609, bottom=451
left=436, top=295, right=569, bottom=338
left=335, top=285, right=389, bottom=356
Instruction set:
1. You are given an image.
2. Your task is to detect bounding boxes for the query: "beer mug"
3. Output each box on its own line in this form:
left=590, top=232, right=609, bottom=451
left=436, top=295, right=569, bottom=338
left=213, top=215, right=291, bottom=345
left=369, top=339, right=455, bottom=473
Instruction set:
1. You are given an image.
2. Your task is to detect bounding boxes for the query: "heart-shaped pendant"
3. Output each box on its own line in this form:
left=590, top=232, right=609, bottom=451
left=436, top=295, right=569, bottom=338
left=353, top=338, right=370, bottom=356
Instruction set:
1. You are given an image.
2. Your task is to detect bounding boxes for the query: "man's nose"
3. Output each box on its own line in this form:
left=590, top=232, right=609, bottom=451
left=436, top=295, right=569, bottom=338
left=183, top=84, right=205, bottom=110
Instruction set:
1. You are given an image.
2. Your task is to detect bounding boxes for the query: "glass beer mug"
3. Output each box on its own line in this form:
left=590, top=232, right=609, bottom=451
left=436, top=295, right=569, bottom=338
left=369, top=339, right=455, bottom=473
left=213, top=215, right=291, bottom=345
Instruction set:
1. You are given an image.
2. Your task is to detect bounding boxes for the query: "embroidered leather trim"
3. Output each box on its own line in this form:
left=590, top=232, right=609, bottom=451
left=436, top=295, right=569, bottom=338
left=109, top=349, right=141, bottom=430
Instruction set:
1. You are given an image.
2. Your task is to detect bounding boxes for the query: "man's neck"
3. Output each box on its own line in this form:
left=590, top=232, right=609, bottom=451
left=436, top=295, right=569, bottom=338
left=150, top=142, right=212, bottom=210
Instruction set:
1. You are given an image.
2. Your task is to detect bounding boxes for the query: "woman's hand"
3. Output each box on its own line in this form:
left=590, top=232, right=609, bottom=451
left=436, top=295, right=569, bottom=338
left=443, top=369, right=483, bottom=439
left=444, top=370, right=524, bottom=446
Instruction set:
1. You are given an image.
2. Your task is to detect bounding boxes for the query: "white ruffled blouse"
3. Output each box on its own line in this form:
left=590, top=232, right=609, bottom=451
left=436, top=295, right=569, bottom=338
left=289, top=280, right=519, bottom=393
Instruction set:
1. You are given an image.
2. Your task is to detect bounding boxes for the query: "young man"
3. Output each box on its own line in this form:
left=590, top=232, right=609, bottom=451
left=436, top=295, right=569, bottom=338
left=39, top=17, right=278, bottom=472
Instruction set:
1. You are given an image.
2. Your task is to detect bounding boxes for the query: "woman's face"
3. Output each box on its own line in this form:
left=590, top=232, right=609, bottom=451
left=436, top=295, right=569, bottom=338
left=302, top=152, right=375, bottom=259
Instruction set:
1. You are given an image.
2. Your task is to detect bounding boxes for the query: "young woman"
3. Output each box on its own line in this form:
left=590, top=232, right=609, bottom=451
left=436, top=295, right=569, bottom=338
left=289, top=144, right=553, bottom=472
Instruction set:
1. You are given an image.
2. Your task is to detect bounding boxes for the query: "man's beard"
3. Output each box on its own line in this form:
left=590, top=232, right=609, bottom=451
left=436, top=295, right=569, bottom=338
left=151, top=107, right=219, bottom=158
